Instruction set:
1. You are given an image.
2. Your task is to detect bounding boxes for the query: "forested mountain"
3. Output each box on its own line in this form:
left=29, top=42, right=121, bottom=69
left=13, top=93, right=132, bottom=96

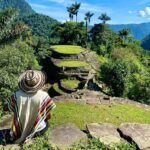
left=110, top=22, right=150, bottom=40
left=22, top=13, right=59, bottom=41
left=0, top=0, right=59, bottom=41
left=0, top=0, right=35, bottom=17
left=141, top=34, right=150, bottom=51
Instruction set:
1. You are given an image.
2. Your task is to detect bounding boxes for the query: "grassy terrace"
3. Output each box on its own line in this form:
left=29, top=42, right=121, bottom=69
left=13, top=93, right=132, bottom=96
left=23, top=101, right=150, bottom=149
left=51, top=102, right=150, bottom=129
left=61, top=79, right=80, bottom=89
left=51, top=45, right=84, bottom=54
left=57, top=60, right=89, bottom=68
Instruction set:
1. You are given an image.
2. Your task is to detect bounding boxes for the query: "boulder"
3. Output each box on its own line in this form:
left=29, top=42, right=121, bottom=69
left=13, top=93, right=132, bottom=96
left=0, top=115, right=12, bottom=129
left=86, top=123, right=122, bottom=145
left=3, top=144, right=20, bottom=150
left=119, top=123, right=150, bottom=150
left=49, top=123, right=87, bottom=149
left=0, top=145, right=4, bottom=150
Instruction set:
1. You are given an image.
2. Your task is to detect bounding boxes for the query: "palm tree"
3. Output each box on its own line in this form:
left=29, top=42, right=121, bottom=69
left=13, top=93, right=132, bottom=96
left=98, top=13, right=111, bottom=24
left=84, top=11, right=94, bottom=31
left=118, top=29, right=131, bottom=41
left=67, top=6, right=74, bottom=21
left=72, top=2, right=81, bottom=22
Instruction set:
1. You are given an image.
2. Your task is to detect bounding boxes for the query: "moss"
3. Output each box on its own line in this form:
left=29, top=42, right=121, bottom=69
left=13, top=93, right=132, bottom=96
left=61, top=79, right=80, bottom=89
left=57, top=60, right=89, bottom=68
left=51, top=45, right=84, bottom=54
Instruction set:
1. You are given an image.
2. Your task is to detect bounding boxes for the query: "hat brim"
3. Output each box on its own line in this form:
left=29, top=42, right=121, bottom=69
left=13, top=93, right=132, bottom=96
left=18, top=70, right=46, bottom=94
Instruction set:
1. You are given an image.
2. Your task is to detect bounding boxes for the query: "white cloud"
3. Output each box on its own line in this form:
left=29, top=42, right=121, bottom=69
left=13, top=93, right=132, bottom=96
left=30, top=3, right=50, bottom=9
left=44, top=0, right=112, bottom=13
left=30, top=3, right=68, bottom=21
left=139, top=10, right=146, bottom=17
left=128, top=10, right=137, bottom=14
left=145, top=7, right=150, bottom=15
left=80, top=3, right=109, bottom=13
left=138, top=7, right=150, bottom=18
left=28, top=1, right=112, bottom=25
left=45, top=0, right=74, bottom=6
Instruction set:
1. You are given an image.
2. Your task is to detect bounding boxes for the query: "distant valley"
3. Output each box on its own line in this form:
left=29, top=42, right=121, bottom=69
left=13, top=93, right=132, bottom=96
left=110, top=22, right=150, bottom=40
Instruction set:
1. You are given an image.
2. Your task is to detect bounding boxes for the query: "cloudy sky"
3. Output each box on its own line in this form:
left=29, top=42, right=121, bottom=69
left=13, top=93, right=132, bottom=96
left=26, top=0, right=150, bottom=25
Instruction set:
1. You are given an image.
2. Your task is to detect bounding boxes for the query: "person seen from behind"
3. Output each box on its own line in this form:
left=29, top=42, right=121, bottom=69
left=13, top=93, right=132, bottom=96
left=3, top=70, right=56, bottom=144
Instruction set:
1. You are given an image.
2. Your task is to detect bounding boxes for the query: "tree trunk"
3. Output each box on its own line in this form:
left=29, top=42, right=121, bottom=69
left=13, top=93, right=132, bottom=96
left=76, top=14, right=77, bottom=22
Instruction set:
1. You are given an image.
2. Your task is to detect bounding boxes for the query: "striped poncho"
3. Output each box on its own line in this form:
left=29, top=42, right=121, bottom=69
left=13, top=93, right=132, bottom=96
left=6, top=90, right=56, bottom=142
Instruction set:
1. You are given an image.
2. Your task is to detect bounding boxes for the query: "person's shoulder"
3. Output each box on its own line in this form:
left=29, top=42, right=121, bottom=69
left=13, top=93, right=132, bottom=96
left=37, top=90, right=50, bottom=97
left=15, top=89, right=26, bottom=96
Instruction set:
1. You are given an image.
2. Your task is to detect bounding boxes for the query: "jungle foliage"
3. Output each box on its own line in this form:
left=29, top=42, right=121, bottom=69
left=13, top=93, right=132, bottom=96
left=0, top=1, right=150, bottom=105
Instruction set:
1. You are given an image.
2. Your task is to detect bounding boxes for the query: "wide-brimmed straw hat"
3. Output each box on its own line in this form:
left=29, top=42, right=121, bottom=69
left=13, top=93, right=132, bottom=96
left=18, top=70, right=46, bottom=93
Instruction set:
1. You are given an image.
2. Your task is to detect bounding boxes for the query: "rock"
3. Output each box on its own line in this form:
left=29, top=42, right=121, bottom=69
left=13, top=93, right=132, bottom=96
left=49, top=123, right=87, bottom=149
left=119, top=123, right=150, bottom=150
left=0, top=145, right=4, bottom=150
left=0, top=115, right=12, bottom=129
left=3, top=144, right=20, bottom=150
left=86, top=98, right=100, bottom=105
left=86, top=123, right=122, bottom=145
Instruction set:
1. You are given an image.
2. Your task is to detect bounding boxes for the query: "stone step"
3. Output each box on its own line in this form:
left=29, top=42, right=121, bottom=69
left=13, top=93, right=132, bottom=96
left=49, top=123, right=87, bottom=149
left=86, top=123, right=122, bottom=145
left=119, top=123, right=150, bottom=150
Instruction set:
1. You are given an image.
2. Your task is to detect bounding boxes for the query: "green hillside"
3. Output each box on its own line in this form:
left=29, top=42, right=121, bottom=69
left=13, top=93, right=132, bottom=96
left=0, top=0, right=35, bottom=17
left=141, top=34, right=150, bottom=51
left=22, top=13, right=59, bottom=40
left=0, top=0, right=59, bottom=41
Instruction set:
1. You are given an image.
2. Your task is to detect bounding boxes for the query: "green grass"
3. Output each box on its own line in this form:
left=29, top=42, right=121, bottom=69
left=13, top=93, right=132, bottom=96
left=23, top=136, right=136, bottom=150
left=51, top=45, right=84, bottom=54
left=22, top=101, right=150, bottom=149
left=61, top=79, right=80, bottom=89
left=57, top=60, right=89, bottom=68
left=51, top=102, right=150, bottom=129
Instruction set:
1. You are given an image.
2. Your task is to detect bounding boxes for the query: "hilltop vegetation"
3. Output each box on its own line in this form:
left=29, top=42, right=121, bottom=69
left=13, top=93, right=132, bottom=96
left=0, top=0, right=35, bottom=17
left=22, top=13, right=59, bottom=42
left=0, top=1, right=150, bottom=149
left=0, top=9, right=40, bottom=101
left=0, top=1, right=149, bottom=108
left=52, top=14, right=150, bottom=104
left=0, top=0, right=60, bottom=42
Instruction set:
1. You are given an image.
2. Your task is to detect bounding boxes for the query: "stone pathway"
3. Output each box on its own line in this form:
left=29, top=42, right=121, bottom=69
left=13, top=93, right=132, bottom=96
left=119, top=123, right=150, bottom=150
left=54, top=89, right=150, bottom=111
left=49, top=123, right=87, bottom=149
left=0, top=90, right=150, bottom=149
left=86, top=123, right=122, bottom=145
left=49, top=123, right=150, bottom=149
left=0, top=123, right=150, bottom=149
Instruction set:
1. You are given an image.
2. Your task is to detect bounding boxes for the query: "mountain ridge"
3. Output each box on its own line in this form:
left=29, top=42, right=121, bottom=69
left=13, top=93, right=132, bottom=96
left=110, top=22, right=150, bottom=40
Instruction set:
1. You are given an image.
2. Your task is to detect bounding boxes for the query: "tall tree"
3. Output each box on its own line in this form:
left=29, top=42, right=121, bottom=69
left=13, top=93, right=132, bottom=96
left=0, top=8, right=28, bottom=45
left=0, top=8, right=40, bottom=100
left=118, top=28, right=131, bottom=42
left=72, top=2, right=81, bottom=22
left=67, top=6, right=74, bottom=21
left=98, top=13, right=111, bottom=24
left=84, top=11, right=94, bottom=31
